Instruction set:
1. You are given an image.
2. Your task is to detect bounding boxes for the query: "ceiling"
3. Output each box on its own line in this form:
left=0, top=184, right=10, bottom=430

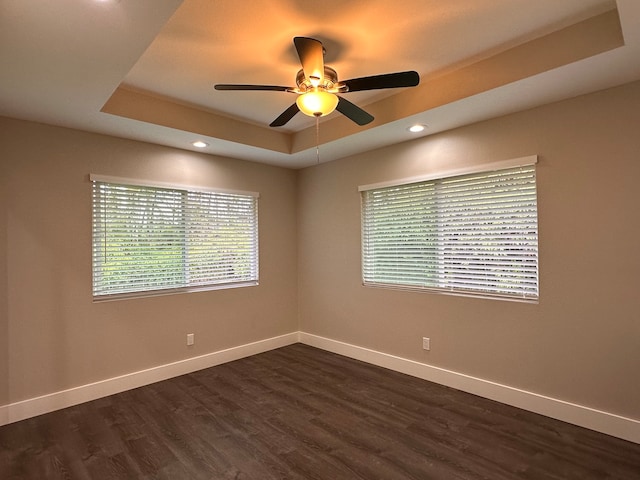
left=2, top=0, right=640, bottom=168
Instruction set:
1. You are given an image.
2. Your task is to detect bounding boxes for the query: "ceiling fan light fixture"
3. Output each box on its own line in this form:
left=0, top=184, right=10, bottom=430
left=214, top=37, right=420, bottom=128
left=296, top=90, right=339, bottom=117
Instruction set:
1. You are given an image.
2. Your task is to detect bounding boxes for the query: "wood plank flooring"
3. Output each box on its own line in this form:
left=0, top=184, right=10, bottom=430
left=1, top=343, right=639, bottom=479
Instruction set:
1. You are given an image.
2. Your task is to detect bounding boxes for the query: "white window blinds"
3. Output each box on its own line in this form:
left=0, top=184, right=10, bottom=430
left=361, top=164, right=539, bottom=301
left=92, top=178, right=258, bottom=300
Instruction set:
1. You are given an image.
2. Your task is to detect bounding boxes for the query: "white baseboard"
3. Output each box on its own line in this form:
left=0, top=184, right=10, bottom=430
left=3, top=330, right=638, bottom=445
left=299, top=332, right=640, bottom=444
left=0, top=332, right=299, bottom=427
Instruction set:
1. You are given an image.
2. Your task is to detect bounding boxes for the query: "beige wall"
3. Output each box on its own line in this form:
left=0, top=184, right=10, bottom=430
left=297, top=81, right=640, bottom=420
left=0, top=137, right=7, bottom=406
left=0, top=118, right=298, bottom=405
left=2, top=81, right=639, bottom=422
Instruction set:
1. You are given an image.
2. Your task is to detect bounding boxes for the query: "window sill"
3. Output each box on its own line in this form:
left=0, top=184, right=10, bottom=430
left=93, top=281, right=259, bottom=303
left=362, top=282, right=539, bottom=304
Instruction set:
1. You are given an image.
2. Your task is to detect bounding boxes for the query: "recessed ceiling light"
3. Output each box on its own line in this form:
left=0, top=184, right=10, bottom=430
left=408, top=124, right=426, bottom=133
left=192, top=141, right=208, bottom=148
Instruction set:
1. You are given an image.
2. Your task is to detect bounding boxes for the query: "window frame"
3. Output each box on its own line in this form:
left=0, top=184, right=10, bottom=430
left=359, top=156, right=539, bottom=303
left=90, top=174, right=259, bottom=302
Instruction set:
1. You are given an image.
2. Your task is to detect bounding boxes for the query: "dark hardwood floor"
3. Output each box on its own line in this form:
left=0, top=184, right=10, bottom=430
left=1, top=343, right=639, bottom=479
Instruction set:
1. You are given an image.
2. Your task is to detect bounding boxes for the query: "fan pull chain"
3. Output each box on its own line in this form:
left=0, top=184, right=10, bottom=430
left=315, top=115, right=320, bottom=165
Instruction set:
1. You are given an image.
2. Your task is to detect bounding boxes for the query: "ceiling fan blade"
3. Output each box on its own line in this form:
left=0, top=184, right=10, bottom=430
left=336, top=96, right=374, bottom=126
left=269, top=103, right=300, bottom=127
left=341, top=71, right=420, bottom=92
left=214, top=84, right=292, bottom=91
left=293, top=37, right=325, bottom=85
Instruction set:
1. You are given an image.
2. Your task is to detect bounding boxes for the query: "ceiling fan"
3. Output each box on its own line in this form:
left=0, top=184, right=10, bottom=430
left=215, top=37, right=420, bottom=128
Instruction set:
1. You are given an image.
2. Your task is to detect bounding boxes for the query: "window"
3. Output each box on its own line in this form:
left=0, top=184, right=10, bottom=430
left=91, top=175, right=259, bottom=300
left=360, top=157, right=539, bottom=302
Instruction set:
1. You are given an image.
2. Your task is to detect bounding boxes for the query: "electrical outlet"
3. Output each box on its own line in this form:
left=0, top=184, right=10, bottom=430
left=187, top=333, right=195, bottom=346
left=422, top=337, right=430, bottom=351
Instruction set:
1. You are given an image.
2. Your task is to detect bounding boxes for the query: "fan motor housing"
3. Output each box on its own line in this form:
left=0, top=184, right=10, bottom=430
left=295, top=67, right=346, bottom=93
